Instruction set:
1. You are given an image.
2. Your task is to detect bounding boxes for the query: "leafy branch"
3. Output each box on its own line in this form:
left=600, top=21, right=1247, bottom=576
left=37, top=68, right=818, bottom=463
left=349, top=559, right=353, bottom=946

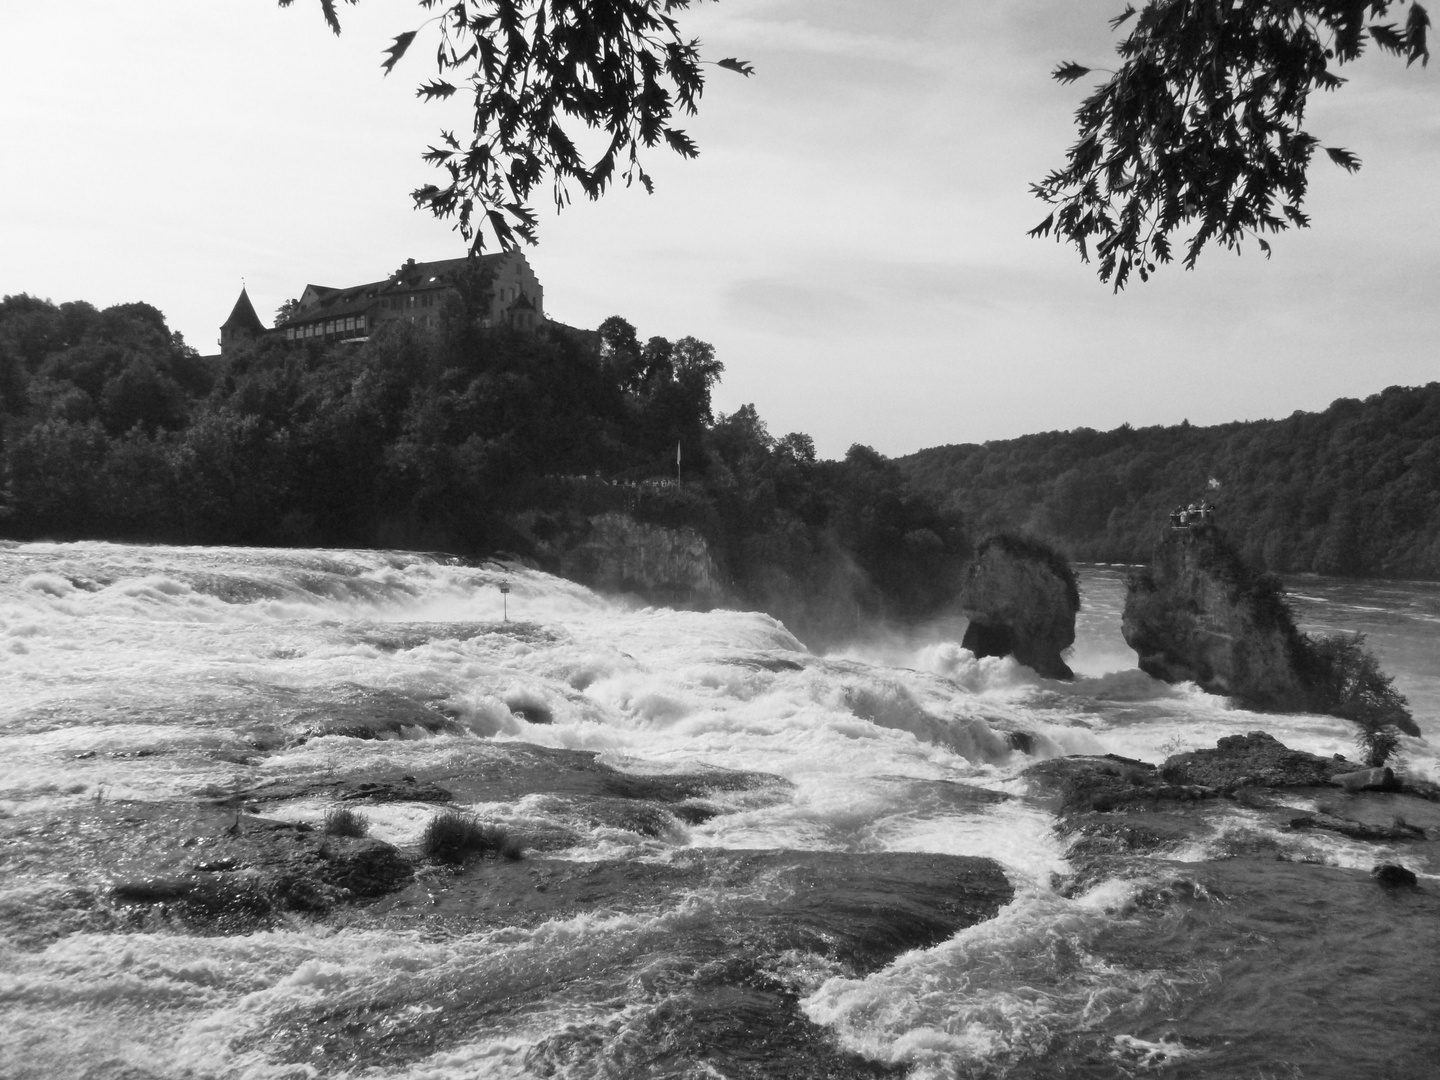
left=282, top=0, right=751, bottom=252
left=1031, top=0, right=1430, bottom=289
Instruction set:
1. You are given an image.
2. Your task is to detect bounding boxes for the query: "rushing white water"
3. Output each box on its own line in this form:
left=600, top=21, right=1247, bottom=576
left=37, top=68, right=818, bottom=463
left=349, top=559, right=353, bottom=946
left=1, top=542, right=1436, bottom=1080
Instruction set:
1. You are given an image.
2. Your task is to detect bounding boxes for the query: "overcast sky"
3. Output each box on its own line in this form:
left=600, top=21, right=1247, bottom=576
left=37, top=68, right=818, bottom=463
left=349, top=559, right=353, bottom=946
left=3, top=1, right=1437, bottom=458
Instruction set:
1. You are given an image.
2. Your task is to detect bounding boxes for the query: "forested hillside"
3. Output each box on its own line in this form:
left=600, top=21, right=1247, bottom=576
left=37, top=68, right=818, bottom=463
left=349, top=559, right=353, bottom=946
left=899, top=384, right=1440, bottom=579
left=0, top=291, right=967, bottom=640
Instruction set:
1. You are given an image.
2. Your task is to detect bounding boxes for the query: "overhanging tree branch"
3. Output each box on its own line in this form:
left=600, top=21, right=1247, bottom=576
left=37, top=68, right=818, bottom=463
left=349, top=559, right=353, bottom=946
left=282, top=0, right=751, bottom=253
left=1032, top=0, right=1430, bottom=289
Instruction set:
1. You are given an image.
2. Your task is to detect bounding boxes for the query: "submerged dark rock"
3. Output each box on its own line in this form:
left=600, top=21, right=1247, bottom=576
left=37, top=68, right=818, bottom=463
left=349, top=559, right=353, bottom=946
left=1288, top=813, right=1426, bottom=843
left=959, top=533, right=1079, bottom=679
left=293, top=686, right=462, bottom=742
left=1333, top=766, right=1400, bottom=793
left=261, top=848, right=1012, bottom=1075
left=106, top=826, right=414, bottom=930
left=1372, top=863, right=1419, bottom=887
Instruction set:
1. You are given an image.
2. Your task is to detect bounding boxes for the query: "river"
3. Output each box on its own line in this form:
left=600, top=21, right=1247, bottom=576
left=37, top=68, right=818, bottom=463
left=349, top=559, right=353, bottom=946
left=1, top=543, right=1436, bottom=1079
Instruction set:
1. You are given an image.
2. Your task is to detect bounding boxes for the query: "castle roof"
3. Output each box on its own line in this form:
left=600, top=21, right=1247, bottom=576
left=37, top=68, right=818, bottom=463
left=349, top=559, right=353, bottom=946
left=221, top=288, right=267, bottom=334
left=275, top=254, right=517, bottom=327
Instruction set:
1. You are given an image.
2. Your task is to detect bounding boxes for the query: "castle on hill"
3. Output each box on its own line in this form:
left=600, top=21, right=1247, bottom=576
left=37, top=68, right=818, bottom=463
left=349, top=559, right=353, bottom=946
left=217, top=251, right=543, bottom=357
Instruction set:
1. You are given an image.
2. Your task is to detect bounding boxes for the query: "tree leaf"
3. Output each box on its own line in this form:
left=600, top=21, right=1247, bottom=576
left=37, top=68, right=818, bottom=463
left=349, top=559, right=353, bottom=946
left=663, top=128, right=698, bottom=157
left=1052, top=61, right=1091, bottom=84
left=1324, top=146, right=1362, bottom=172
left=1406, top=3, right=1431, bottom=66
left=382, top=31, right=418, bottom=76
left=1108, top=5, right=1137, bottom=31
left=715, top=57, right=755, bottom=76
left=1027, top=212, right=1055, bottom=239
left=1370, top=23, right=1407, bottom=56
left=417, top=79, right=457, bottom=101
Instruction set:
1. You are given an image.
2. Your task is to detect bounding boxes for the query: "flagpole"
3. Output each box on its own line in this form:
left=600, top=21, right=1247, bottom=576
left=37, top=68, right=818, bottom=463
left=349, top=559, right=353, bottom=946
left=676, top=440, right=682, bottom=485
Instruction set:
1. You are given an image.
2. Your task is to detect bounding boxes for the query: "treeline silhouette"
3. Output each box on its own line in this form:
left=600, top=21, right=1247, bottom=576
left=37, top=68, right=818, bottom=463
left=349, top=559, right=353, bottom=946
left=899, top=383, right=1440, bottom=579
left=0, top=291, right=967, bottom=638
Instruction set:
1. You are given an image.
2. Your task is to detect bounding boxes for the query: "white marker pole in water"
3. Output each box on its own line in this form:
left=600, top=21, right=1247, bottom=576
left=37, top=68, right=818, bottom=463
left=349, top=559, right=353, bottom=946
left=499, top=581, right=510, bottom=622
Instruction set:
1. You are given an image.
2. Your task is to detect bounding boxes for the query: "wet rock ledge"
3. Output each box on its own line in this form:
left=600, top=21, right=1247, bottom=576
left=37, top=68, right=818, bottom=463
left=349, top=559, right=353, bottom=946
left=1024, top=731, right=1440, bottom=893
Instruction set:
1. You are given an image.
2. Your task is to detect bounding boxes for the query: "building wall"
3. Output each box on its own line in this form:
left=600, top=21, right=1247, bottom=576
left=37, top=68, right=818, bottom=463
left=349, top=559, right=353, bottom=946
left=269, top=252, right=545, bottom=346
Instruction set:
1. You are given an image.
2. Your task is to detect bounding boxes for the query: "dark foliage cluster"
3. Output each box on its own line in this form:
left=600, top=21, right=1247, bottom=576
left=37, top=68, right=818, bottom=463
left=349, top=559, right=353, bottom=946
left=1296, top=631, right=1411, bottom=763
left=420, top=809, right=523, bottom=863
left=323, top=805, right=370, bottom=837
left=693, top=410, right=971, bottom=640
left=1033, top=0, right=1430, bottom=287
left=899, top=383, right=1440, bottom=580
left=0, top=292, right=723, bottom=550
left=0, top=290, right=968, bottom=642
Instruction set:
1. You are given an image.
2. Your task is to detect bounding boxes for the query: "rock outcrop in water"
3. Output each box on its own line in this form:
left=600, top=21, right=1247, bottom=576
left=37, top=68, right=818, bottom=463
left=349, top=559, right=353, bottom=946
left=1122, top=527, right=1418, bottom=738
left=959, top=533, right=1079, bottom=679
left=1024, top=732, right=1440, bottom=891
left=1123, top=526, right=1310, bottom=708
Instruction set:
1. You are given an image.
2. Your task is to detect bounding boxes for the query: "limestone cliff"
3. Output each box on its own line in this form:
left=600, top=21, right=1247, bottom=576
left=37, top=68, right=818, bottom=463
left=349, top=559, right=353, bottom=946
left=1122, top=527, right=1418, bottom=736
left=959, top=534, right=1079, bottom=680
left=514, top=510, right=726, bottom=607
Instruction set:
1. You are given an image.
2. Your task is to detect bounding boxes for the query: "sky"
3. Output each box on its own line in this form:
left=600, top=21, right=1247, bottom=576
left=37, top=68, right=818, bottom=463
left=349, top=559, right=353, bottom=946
left=2, top=1, right=1437, bottom=459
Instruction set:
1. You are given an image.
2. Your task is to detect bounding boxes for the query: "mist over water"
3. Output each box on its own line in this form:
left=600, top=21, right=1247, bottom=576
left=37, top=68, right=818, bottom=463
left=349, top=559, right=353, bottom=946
left=1, top=543, right=1436, bottom=1079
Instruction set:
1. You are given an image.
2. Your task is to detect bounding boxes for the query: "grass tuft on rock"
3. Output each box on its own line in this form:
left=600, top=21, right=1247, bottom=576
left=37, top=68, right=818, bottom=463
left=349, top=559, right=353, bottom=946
left=323, top=806, right=370, bottom=838
left=420, top=809, right=523, bottom=863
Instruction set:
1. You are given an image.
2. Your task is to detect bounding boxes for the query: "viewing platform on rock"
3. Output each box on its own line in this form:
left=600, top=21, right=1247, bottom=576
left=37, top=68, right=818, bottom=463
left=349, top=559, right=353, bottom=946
left=1168, top=502, right=1217, bottom=531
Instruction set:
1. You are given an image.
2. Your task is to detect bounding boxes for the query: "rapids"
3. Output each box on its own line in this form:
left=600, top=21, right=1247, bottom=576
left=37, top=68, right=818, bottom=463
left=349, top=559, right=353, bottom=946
left=1, top=542, right=1436, bottom=1079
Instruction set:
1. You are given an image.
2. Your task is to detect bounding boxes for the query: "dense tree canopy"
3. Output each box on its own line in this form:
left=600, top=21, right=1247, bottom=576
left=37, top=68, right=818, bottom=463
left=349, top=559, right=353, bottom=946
left=899, top=382, right=1440, bottom=579
left=0, top=288, right=968, bottom=643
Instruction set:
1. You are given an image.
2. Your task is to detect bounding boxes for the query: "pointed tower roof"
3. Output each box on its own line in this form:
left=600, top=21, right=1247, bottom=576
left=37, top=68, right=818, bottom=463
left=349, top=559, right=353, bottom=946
left=221, top=287, right=267, bottom=334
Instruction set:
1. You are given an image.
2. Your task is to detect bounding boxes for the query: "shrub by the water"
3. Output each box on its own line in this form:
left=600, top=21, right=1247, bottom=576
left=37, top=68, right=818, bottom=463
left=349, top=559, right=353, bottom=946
left=323, top=806, right=369, bottom=838
left=1298, top=632, right=1412, bottom=766
left=420, top=809, right=523, bottom=863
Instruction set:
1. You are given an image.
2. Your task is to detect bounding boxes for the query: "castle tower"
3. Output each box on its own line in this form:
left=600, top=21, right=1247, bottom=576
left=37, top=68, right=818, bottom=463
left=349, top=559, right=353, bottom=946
left=219, top=287, right=267, bottom=357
